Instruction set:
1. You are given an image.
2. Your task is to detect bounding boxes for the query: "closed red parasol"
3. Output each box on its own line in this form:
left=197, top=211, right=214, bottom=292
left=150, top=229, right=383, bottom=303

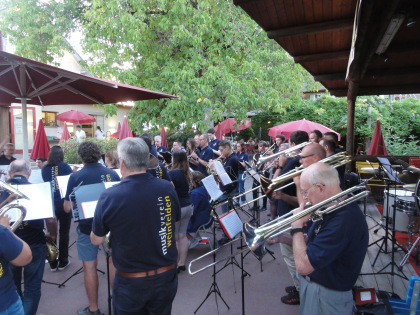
left=118, top=116, right=132, bottom=142
left=160, top=126, right=168, bottom=148
left=59, top=123, right=71, bottom=144
left=268, top=119, right=340, bottom=140
left=367, top=120, right=388, bottom=155
left=30, top=119, right=50, bottom=160
left=56, top=110, right=96, bottom=124
left=110, top=122, right=122, bottom=139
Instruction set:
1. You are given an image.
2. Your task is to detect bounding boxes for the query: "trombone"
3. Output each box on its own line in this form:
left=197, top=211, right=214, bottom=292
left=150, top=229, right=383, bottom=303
left=188, top=184, right=369, bottom=275
left=256, top=142, right=310, bottom=167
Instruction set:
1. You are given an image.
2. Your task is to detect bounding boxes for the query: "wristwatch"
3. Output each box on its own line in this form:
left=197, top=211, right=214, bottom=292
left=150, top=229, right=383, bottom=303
left=290, top=228, right=304, bottom=236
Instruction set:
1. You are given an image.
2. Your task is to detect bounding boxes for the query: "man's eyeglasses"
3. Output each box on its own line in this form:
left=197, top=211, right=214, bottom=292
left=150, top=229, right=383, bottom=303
left=300, top=153, right=315, bottom=159
left=300, top=183, right=325, bottom=197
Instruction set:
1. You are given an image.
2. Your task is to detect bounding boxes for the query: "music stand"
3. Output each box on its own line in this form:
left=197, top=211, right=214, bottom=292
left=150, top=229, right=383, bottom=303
left=194, top=204, right=229, bottom=314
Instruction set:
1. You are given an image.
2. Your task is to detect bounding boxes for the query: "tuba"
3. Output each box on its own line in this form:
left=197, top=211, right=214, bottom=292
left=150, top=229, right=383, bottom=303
left=0, top=181, right=28, bottom=231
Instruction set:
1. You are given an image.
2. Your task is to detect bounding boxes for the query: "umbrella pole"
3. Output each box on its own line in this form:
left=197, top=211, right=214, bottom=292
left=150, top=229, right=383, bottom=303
left=20, top=66, right=29, bottom=160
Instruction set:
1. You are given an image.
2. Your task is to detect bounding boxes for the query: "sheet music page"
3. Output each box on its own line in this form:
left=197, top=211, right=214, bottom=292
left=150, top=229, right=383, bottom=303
left=248, top=169, right=260, bottom=183
left=57, top=175, right=71, bottom=199
left=213, top=160, right=225, bottom=174
left=218, top=173, right=232, bottom=185
left=219, top=211, right=242, bottom=239
left=28, top=169, right=44, bottom=184
left=213, top=160, right=232, bottom=185
left=202, top=175, right=223, bottom=201
left=104, top=181, right=120, bottom=189
left=80, top=200, right=98, bottom=219
left=12, top=182, right=54, bottom=221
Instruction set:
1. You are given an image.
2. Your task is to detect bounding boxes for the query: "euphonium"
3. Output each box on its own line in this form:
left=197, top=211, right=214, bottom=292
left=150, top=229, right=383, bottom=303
left=46, top=237, right=59, bottom=262
left=0, top=181, right=29, bottom=231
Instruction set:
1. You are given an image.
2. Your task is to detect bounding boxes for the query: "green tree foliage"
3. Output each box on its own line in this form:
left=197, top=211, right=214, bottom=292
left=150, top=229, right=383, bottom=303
left=0, top=0, right=317, bottom=132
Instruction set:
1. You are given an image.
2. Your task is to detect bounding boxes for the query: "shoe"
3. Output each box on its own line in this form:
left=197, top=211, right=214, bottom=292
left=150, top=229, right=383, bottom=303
left=58, top=260, right=71, bottom=271
left=285, top=285, right=298, bottom=294
left=189, top=237, right=201, bottom=249
left=177, top=265, right=186, bottom=273
left=267, top=213, right=271, bottom=217
left=217, top=237, right=229, bottom=247
left=281, top=291, right=300, bottom=305
left=49, top=259, right=58, bottom=272
left=260, top=207, right=267, bottom=212
left=77, top=306, right=104, bottom=315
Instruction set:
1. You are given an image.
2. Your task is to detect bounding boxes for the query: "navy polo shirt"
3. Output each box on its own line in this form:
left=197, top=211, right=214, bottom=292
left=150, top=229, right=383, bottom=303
left=147, top=162, right=170, bottom=181
left=0, top=226, right=23, bottom=312
left=3, top=176, right=45, bottom=245
left=65, top=163, right=120, bottom=235
left=92, top=173, right=181, bottom=272
left=208, top=138, right=221, bottom=158
left=221, top=153, right=239, bottom=194
left=276, top=157, right=300, bottom=217
left=187, top=186, right=212, bottom=233
left=157, top=146, right=168, bottom=153
left=197, top=145, right=213, bottom=176
left=41, top=162, right=73, bottom=204
left=236, top=152, right=248, bottom=172
left=168, top=169, right=191, bottom=207
left=306, top=202, right=368, bottom=291
left=0, top=155, right=15, bottom=165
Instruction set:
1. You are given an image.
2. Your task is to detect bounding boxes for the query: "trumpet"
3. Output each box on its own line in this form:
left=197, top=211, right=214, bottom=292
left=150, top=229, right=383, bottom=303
left=256, top=142, right=310, bottom=166
left=0, top=181, right=29, bottom=232
left=188, top=184, right=369, bottom=275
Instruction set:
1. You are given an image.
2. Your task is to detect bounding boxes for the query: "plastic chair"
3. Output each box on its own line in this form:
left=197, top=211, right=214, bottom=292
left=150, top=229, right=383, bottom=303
left=196, top=217, right=214, bottom=250
left=389, top=276, right=420, bottom=314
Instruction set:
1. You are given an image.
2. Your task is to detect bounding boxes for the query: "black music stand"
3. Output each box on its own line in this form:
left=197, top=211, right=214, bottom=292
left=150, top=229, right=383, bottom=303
left=194, top=204, right=229, bottom=314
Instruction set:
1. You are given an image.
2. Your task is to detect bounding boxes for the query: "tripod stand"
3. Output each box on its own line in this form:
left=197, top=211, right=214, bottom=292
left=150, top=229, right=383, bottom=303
left=194, top=207, right=229, bottom=314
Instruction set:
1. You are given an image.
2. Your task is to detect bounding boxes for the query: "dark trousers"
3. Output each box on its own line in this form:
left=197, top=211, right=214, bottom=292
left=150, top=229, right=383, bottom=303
left=252, top=179, right=267, bottom=209
left=113, top=268, right=178, bottom=315
left=55, top=203, right=72, bottom=264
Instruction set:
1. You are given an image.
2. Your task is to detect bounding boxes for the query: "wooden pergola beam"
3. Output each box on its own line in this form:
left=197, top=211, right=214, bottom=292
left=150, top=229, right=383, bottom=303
left=267, top=19, right=353, bottom=39
left=294, top=50, right=349, bottom=63
left=330, top=84, right=420, bottom=97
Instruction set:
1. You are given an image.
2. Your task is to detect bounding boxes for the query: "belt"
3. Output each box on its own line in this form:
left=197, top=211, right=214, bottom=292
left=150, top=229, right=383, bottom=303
left=304, top=275, right=321, bottom=285
left=118, top=263, right=176, bottom=278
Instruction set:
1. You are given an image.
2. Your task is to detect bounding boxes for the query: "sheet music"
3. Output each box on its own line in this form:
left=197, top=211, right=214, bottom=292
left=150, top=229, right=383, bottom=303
left=202, top=175, right=223, bottom=202
left=81, top=200, right=98, bottom=219
left=377, top=157, right=403, bottom=184
left=57, top=175, right=71, bottom=199
left=104, top=181, right=120, bottom=189
left=213, top=160, right=232, bottom=185
left=114, top=169, right=122, bottom=179
left=218, top=210, right=242, bottom=239
left=247, top=168, right=260, bottom=183
left=11, top=182, right=54, bottom=221
left=28, top=169, right=44, bottom=184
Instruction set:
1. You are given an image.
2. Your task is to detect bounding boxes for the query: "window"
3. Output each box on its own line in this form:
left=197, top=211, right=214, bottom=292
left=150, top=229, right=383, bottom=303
left=42, top=112, right=57, bottom=126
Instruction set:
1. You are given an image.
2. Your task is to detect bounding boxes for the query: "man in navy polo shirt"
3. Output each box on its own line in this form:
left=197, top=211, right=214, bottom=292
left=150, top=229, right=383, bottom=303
left=291, top=163, right=368, bottom=315
left=64, top=141, right=119, bottom=315
left=91, top=137, right=180, bottom=315
left=207, top=128, right=221, bottom=158
left=0, top=215, right=32, bottom=315
left=191, top=134, right=213, bottom=176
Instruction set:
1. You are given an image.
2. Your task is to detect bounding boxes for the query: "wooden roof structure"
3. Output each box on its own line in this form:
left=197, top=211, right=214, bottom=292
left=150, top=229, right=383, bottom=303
left=233, top=0, right=420, bottom=154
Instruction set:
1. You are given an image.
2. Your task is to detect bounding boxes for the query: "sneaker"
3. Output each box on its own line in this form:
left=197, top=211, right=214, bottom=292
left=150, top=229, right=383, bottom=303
left=77, top=306, right=104, bottom=315
left=260, top=207, right=267, bottom=212
left=281, top=291, right=300, bottom=305
left=285, top=285, right=298, bottom=294
left=189, top=237, right=201, bottom=249
left=58, top=260, right=71, bottom=271
left=49, top=260, right=58, bottom=272
left=217, top=237, right=229, bottom=247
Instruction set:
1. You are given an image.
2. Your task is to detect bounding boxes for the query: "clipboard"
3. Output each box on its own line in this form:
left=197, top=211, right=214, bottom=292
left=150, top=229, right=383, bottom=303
left=218, top=210, right=242, bottom=239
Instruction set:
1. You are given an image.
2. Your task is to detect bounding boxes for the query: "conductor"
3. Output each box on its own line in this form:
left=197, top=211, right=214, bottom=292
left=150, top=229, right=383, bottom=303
left=91, top=137, right=181, bottom=315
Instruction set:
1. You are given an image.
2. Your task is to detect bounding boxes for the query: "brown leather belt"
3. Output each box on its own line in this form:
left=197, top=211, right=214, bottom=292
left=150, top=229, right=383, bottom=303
left=118, top=263, right=176, bottom=278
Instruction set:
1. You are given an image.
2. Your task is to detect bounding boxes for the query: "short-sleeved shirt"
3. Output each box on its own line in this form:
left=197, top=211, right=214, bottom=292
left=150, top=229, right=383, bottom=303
left=4, top=176, right=45, bottom=245
left=276, top=157, right=300, bottom=216
left=147, top=162, right=171, bottom=181
left=65, top=163, right=120, bottom=235
left=0, top=155, right=15, bottom=165
left=236, top=152, right=249, bottom=172
left=208, top=138, right=221, bottom=159
left=0, top=225, right=23, bottom=312
left=197, top=145, right=213, bottom=176
left=221, top=153, right=239, bottom=194
left=41, top=162, right=73, bottom=204
left=306, top=202, right=368, bottom=291
left=92, top=173, right=181, bottom=272
left=168, top=169, right=191, bottom=207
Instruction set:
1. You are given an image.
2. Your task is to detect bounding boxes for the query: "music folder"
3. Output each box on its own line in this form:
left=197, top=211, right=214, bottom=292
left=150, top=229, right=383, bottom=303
left=213, top=160, right=233, bottom=185
left=218, top=210, right=243, bottom=239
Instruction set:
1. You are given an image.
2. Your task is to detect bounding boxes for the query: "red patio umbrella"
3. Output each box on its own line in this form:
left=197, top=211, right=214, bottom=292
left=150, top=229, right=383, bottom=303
left=110, top=122, right=122, bottom=138
left=268, top=119, right=341, bottom=141
left=118, top=116, right=132, bottom=142
left=30, top=119, right=50, bottom=160
left=59, top=123, right=71, bottom=144
left=367, top=120, right=388, bottom=155
left=56, top=110, right=96, bottom=124
left=160, top=127, right=168, bottom=148
left=214, top=118, right=252, bottom=139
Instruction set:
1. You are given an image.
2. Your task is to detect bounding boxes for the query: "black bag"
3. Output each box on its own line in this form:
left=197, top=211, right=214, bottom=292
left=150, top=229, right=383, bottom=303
left=353, top=290, right=395, bottom=315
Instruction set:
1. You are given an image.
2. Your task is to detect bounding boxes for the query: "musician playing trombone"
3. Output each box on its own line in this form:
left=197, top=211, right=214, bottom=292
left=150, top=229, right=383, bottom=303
left=290, top=162, right=368, bottom=315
